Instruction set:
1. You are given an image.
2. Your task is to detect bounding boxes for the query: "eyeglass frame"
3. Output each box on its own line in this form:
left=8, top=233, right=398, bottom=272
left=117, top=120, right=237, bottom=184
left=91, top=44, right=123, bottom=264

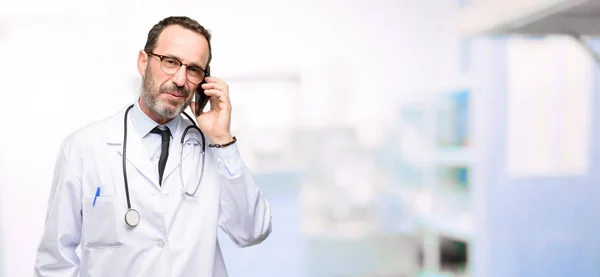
left=146, top=51, right=209, bottom=84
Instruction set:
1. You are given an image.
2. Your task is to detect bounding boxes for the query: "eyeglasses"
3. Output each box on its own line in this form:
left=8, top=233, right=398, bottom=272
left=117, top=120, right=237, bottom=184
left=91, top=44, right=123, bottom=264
left=147, top=52, right=208, bottom=84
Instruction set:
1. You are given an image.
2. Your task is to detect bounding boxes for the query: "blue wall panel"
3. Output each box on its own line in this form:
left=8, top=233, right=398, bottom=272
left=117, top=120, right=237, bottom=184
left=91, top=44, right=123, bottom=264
left=480, top=38, right=600, bottom=277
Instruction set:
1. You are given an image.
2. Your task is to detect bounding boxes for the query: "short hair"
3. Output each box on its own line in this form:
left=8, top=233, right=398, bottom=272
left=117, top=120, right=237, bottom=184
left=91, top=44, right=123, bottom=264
left=143, top=16, right=212, bottom=68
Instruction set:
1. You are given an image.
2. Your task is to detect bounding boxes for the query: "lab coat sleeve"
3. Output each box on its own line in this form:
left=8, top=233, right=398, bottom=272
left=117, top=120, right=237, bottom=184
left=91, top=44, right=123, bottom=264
left=34, top=141, right=82, bottom=277
left=211, top=143, right=272, bottom=247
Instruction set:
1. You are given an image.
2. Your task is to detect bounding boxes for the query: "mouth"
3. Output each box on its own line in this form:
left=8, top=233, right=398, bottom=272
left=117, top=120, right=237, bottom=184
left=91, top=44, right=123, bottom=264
left=163, top=92, right=185, bottom=99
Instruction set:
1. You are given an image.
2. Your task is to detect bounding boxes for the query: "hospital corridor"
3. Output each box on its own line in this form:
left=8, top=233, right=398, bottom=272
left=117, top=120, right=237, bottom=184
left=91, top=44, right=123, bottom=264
left=1, top=0, right=600, bottom=276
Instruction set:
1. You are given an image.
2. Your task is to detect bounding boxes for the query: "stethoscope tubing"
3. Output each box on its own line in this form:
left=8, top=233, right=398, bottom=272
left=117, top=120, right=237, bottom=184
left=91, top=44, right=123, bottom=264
left=121, top=104, right=206, bottom=226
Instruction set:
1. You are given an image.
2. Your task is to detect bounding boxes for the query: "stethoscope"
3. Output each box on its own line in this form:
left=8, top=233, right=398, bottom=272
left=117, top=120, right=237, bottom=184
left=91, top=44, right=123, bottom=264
left=122, top=104, right=206, bottom=228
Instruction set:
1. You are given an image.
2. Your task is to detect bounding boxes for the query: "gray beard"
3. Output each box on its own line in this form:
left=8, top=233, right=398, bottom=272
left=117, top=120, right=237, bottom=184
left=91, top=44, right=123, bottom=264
left=141, top=68, right=191, bottom=120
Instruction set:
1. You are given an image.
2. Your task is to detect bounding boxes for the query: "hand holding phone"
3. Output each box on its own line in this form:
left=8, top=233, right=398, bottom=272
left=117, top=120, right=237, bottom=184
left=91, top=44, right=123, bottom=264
left=189, top=73, right=234, bottom=145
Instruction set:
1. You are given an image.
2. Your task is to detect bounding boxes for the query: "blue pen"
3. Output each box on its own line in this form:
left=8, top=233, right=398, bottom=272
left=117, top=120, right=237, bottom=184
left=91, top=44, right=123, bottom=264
left=93, top=187, right=100, bottom=206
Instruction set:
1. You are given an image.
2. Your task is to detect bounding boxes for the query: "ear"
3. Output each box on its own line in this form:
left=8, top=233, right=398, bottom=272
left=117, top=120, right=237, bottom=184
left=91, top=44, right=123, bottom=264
left=137, top=50, right=148, bottom=77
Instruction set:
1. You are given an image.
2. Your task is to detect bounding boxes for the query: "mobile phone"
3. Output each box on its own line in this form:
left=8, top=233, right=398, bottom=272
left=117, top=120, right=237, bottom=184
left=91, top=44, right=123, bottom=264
left=194, top=65, right=211, bottom=116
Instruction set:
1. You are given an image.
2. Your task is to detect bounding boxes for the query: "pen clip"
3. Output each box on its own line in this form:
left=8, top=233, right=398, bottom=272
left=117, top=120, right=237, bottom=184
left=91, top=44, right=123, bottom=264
left=93, top=187, right=100, bottom=206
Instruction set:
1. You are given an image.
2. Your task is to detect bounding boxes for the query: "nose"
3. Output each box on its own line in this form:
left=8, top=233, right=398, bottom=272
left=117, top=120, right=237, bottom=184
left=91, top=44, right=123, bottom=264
left=171, top=66, right=187, bottom=87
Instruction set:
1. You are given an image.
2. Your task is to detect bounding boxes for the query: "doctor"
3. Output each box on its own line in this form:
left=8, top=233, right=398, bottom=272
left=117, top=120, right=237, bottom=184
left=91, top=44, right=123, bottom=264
left=34, top=16, right=272, bottom=277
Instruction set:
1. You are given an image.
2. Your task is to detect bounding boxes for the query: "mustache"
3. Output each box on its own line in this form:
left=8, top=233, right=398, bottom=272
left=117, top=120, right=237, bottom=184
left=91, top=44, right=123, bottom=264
left=160, top=84, right=190, bottom=97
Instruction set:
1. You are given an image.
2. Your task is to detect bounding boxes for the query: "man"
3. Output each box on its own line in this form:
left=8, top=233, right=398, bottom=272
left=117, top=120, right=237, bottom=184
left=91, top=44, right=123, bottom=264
left=34, top=16, right=272, bottom=277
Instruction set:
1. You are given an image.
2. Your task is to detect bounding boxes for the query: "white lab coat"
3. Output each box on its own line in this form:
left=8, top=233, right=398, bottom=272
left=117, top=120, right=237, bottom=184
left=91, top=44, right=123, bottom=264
left=34, top=105, right=273, bottom=277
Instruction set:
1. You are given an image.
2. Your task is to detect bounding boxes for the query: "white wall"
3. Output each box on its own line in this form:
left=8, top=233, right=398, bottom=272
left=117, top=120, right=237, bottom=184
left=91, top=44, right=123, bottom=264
left=0, top=1, right=460, bottom=276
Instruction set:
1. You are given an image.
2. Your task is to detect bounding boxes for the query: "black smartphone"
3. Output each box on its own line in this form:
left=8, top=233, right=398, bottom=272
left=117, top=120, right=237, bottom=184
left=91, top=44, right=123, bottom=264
left=194, top=65, right=211, bottom=116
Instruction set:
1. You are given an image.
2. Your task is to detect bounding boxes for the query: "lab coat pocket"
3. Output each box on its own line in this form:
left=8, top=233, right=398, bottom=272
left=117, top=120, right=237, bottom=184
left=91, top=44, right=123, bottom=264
left=83, top=195, right=124, bottom=249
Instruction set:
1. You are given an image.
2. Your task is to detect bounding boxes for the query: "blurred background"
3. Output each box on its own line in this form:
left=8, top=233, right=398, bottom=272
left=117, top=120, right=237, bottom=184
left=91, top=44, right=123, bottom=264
left=2, top=0, right=600, bottom=276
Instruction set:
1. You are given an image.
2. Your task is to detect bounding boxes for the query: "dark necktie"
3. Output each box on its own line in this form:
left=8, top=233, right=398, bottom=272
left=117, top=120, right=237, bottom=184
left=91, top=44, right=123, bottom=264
left=150, top=126, right=171, bottom=185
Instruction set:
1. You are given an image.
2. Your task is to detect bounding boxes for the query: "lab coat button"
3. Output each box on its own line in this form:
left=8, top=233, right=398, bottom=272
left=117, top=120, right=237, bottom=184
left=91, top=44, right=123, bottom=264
left=157, top=240, right=165, bottom=248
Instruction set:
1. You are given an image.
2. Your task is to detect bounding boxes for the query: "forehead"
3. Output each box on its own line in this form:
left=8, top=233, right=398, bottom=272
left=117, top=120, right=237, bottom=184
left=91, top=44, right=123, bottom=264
left=153, top=24, right=210, bottom=67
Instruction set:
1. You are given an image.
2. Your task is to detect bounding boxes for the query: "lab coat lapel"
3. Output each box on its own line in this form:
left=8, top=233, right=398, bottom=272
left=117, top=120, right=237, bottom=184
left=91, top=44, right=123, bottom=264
left=105, top=105, right=161, bottom=189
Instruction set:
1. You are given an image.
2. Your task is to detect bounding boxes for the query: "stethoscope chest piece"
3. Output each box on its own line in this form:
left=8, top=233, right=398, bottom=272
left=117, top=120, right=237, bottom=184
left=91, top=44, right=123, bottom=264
left=125, top=208, right=140, bottom=228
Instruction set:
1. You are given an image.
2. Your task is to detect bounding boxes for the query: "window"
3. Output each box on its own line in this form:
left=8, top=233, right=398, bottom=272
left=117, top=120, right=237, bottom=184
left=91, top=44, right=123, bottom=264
left=505, top=36, right=592, bottom=178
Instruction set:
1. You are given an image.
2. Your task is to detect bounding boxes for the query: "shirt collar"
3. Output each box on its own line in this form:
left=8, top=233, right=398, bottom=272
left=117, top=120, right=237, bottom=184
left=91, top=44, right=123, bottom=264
left=131, top=99, right=180, bottom=138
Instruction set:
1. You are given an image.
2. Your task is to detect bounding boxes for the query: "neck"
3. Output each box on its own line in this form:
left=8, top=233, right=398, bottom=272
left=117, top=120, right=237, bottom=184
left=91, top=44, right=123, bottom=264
left=138, top=98, right=173, bottom=125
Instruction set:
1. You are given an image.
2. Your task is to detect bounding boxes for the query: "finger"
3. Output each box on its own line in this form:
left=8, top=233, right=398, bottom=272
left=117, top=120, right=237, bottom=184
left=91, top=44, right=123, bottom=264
left=204, top=76, right=227, bottom=86
left=203, top=89, right=229, bottom=102
left=201, top=82, right=221, bottom=90
left=201, top=84, right=228, bottom=97
left=201, top=82, right=228, bottom=93
left=202, top=79, right=229, bottom=94
left=207, top=93, right=230, bottom=112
